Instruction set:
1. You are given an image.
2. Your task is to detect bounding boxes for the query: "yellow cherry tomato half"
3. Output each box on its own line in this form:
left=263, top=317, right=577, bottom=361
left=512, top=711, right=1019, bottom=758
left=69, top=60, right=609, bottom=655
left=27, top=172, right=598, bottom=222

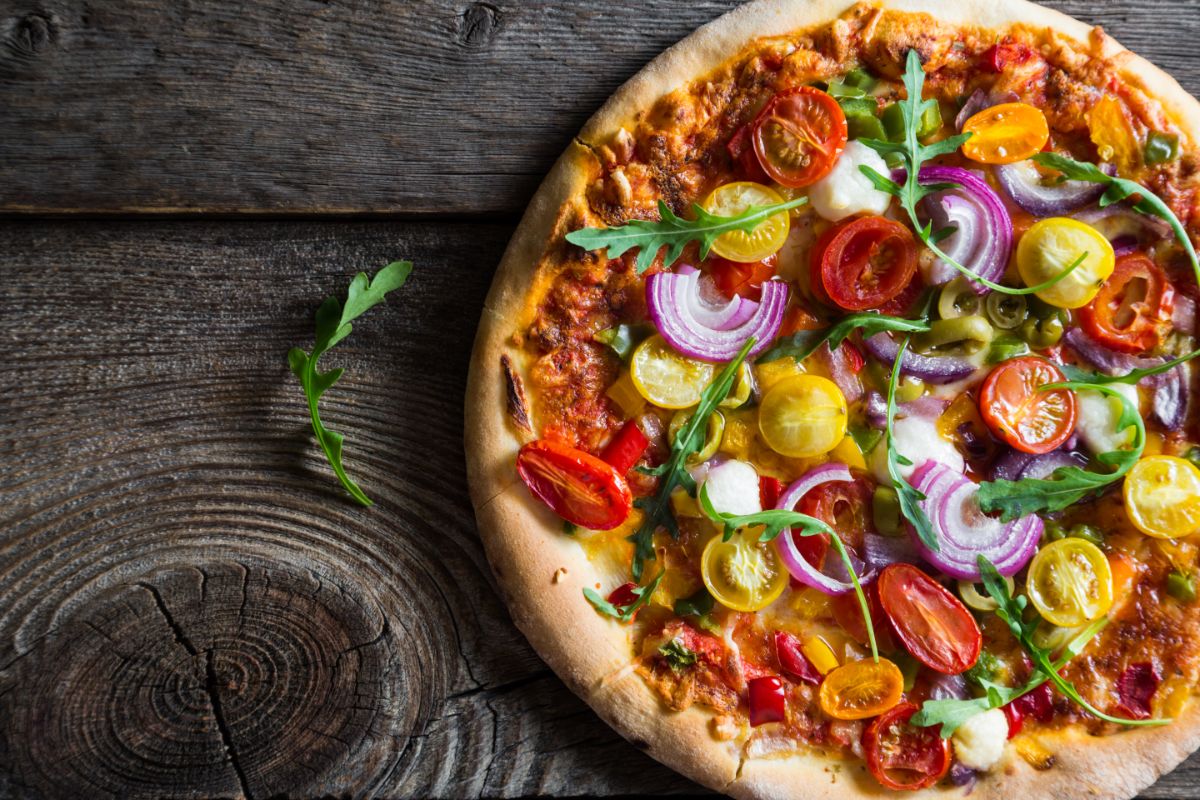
left=1026, top=539, right=1114, bottom=627
left=702, top=181, right=791, bottom=263
left=701, top=531, right=790, bottom=612
left=1123, top=455, right=1200, bottom=539
left=961, top=102, right=1050, bottom=164
left=818, top=658, right=905, bottom=720
left=1017, top=217, right=1116, bottom=309
left=758, top=374, right=848, bottom=458
left=630, top=334, right=716, bottom=409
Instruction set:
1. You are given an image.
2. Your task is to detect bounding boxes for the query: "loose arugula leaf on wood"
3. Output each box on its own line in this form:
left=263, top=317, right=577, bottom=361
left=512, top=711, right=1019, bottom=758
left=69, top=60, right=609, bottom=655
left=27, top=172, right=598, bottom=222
left=1034, top=151, right=1200, bottom=288
left=978, top=381, right=1145, bottom=520
left=288, top=260, right=413, bottom=506
left=757, top=313, right=930, bottom=363
left=883, top=336, right=937, bottom=550
left=696, top=484, right=880, bottom=661
left=583, top=571, right=666, bottom=623
left=565, top=198, right=807, bottom=274
left=857, top=50, right=1077, bottom=297
left=628, top=337, right=756, bottom=580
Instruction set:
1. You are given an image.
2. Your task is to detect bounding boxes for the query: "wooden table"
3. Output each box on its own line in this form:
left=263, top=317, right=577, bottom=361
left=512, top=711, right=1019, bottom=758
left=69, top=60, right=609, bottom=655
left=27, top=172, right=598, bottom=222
left=2, top=1, right=1199, bottom=797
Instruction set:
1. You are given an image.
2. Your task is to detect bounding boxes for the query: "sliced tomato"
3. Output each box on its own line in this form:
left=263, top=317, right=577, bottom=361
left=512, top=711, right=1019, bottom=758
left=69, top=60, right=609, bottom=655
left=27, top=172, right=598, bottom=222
left=799, top=476, right=874, bottom=553
left=863, top=702, right=952, bottom=791
left=708, top=255, right=778, bottom=301
left=877, top=563, right=981, bottom=675
left=728, top=120, right=771, bottom=183
left=751, top=87, right=848, bottom=188
left=831, top=581, right=898, bottom=653
left=811, top=216, right=918, bottom=311
left=516, top=439, right=632, bottom=530
left=978, top=356, right=1077, bottom=455
left=759, top=475, right=784, bottom=511
left=1079, top=253, right=1175, bottom=354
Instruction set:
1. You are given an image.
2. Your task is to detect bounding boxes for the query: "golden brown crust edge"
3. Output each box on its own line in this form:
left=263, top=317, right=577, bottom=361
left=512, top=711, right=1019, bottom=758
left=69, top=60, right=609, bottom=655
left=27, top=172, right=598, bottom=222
left=464, top=1, right=1200, bottom=797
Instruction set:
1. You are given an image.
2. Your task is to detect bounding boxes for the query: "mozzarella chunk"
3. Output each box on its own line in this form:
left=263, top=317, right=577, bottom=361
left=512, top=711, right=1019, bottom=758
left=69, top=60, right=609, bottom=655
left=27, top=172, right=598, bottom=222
left=952, top=708, right=1009, bottom=771
left=1075, top=383, right=1138, bottom=456
left=869, top=414, right=965, bottom=483
left=702, top=459, right=762, bottom=516
left=808, top=140, right=893, bottom=222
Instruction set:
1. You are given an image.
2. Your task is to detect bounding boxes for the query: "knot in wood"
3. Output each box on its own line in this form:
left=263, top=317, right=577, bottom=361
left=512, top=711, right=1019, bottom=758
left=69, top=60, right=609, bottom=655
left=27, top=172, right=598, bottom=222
left=455, top=2, right=499, bottom=49
left=4, top=12, right=56, bottom=60
left=0, top=561, right=402, bottom=799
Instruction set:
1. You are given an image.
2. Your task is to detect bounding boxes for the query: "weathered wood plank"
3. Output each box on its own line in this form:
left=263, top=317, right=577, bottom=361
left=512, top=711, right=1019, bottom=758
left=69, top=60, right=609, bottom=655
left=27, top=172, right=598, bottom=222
left=0, top=219, right=702, bottom=798
left=3, top=219, right=1200, bottom=798
left=2, top=0, right=1200, bottom=215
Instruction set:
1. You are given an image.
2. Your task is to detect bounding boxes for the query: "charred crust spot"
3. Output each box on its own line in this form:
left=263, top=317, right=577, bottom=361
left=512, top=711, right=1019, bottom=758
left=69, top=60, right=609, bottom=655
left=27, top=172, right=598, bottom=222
left=501, top=354, right=532, bottom=434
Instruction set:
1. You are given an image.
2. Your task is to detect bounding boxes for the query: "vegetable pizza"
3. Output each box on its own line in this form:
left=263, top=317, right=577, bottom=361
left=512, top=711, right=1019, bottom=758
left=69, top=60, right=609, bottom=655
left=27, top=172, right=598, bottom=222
left=466, top=0, right=1200, bottom=796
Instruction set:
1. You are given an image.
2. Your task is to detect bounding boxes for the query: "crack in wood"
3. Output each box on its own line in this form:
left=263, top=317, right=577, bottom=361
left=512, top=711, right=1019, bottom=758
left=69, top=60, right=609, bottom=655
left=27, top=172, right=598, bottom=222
left=136, top=581, right=198, bottom=656
left=205, top=649, right=255, bottom=800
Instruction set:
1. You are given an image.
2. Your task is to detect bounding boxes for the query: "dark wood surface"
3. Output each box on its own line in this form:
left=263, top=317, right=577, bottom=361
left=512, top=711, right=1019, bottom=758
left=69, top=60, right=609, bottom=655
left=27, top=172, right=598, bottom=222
left=2, top=1, right=1200, bottom=798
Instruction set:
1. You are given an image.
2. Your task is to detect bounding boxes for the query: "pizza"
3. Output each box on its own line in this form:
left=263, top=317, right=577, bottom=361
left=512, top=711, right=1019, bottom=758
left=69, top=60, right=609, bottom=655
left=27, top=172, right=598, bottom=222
left=464, top=0, right=1200, bottom=796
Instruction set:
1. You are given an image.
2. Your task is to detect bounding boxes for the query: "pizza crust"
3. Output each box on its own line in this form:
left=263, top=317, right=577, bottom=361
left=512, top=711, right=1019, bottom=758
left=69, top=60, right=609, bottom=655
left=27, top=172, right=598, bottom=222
left=464, top=1, right=1200, bottom=797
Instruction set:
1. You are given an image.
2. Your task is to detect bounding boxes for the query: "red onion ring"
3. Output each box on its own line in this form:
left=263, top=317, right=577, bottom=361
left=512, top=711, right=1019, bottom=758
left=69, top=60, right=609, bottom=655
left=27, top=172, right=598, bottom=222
left=918, top=166, right=1013, bottom=292
left=955, top=89, right=1019, bottom=131
left=863, top=532, right=922, bottom=571
left=1074, top=203, right=1172, bottom=250
left=908, top=462, right=1042, bottom=580
left=862, top=332, right=977, bottom=384
left=990, top=448, right=1087, bottom=482
left=776, top=463, right=875, bottom=595
left=646, top=269, right=787, bottom=362
left=674, top=265, right=757, bottom=330
left=817, top=342, right=863, bottom=404
left=995, top=159, right=1108, bottom=216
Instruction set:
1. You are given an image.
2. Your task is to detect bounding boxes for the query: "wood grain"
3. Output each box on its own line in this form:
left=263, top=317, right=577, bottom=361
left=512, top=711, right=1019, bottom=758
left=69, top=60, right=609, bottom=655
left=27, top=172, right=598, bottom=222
left=0, top=219, right=703, bottom=798
left=1, top=0, right=1199, bottom=215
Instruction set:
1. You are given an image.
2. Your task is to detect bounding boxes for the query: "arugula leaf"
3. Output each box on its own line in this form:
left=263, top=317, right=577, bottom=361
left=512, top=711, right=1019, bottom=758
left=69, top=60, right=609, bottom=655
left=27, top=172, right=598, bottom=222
left=288, top=260, right=413, bottom=506
left=977, top=381, right=1145, bottom=520
left=659, top=638, right=698, bottom=671
left=914, top=556, right=1162, bottom=736
left=1060, top=349, right=1200, bottom=386
left=757, top=313, right=930, bottom=363
left=696, top=484, right=880, bottom=661
left=883, top=336, right=937, bottom=549
left=857, top=51, right=1077, bottom=297
left=628, top=337, right=756, bottom=580
left=565, top=198, right=807, bottom=274
left=674, top=587, right=715, bottom=618
left=583, top=571, right=665, bottom=623
left=1033, top=152, right=1200, bottom=288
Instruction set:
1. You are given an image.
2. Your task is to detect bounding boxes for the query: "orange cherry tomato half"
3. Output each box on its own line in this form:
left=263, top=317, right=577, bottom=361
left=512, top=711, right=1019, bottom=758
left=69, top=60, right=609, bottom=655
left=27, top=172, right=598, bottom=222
left=752, top=87, right=848, bottom=188
left=708, top=255, right=778, bottom=301
left=1079, top=253, right=1175, bottom=355
left=818, top=658, right=904, bottom=720
left=961, top=102, right=1050, bottom=164
left=810, top=216, right=919, bottom=311
left=516, top=439, right=632, bottom=530
left=877, top=564, right=981, bottom=675
left=978, top=356, right=1077, bottom=455
left=863, top=702, right=952, bottom=791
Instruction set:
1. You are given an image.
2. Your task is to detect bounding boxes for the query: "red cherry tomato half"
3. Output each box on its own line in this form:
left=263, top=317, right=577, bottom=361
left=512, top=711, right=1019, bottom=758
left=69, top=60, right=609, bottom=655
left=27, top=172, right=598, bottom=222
left=748, top=676, right=788, bottom=726
left=773, top=630, right=821, bottom=685
left=708, top=255, right=778, bottom=301
left=752, top=87, right=848, bottom=188
left=877, top=564, right=982, bottom=675
left=863, top=702, right=952, bottom=791
left=798, top=476, right=875, bottom=554
left=978, top=356, right=1077, bottom=455
left=811, top=216, right=919, bottom=311
left=831, top=580, right=898, bottom=653
left=516, top=439, right=632, bottom=530
left=1079, top=253, right=1175, bottom=355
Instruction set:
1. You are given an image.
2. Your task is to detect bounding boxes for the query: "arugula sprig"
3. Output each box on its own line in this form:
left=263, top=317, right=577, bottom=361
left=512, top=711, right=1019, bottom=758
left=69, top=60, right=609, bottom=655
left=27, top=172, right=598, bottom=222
left=883, top=336, right=937, bottom=549
left=288, top=261, right=413, bottom=506
left=978, top=380, right=1145, bottom=520
left=628, top=338, right=756, bottom=580
left=583, top=571, right=666, bottom=623
left=697, top=484, right=879, bottom=661
left=857, top=50, right=1077, bottom=297
left=1061, top=349, right=1200, bottom=386
left=1033, top=152, right=1200, bottom=288
left=758, top=312, right=930, bottom=363
left=565, top=198, right=807, bottom=274
left=914, top=556, right=1168, bottom=736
